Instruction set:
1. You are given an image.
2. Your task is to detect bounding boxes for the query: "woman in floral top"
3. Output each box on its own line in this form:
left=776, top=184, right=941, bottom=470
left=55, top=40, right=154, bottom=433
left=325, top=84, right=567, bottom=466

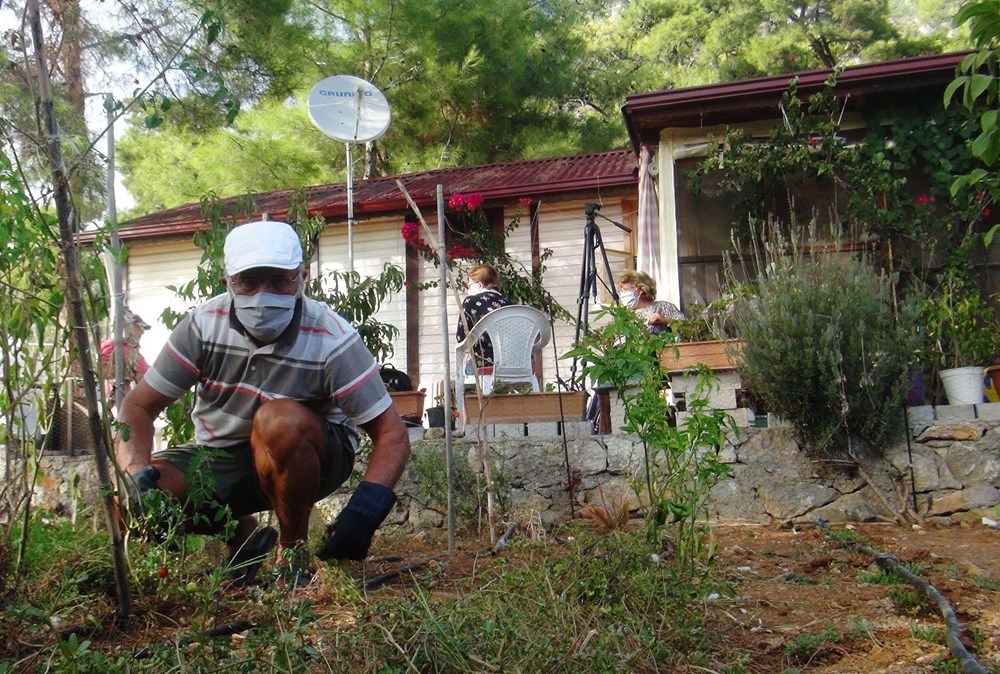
left=456, top=264, right=511, bottom=368
left=617, top=270, right=684, bottom=335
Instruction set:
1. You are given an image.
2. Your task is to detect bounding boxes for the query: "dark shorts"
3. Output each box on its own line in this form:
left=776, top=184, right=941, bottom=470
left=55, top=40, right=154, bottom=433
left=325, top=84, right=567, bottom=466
left=153, top=415, right=356, bottom=518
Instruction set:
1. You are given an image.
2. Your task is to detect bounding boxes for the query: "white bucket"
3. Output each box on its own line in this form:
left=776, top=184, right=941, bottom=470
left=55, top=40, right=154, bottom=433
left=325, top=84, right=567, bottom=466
left=939, top=366, right=986, bottom=405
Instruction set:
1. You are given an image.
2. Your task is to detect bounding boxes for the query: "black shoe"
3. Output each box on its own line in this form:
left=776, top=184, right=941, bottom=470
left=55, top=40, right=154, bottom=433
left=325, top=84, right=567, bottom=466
left=226, top=526, right=278, bottom=588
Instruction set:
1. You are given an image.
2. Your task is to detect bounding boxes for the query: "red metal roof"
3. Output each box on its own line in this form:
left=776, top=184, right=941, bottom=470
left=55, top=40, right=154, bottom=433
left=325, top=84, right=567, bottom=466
left=622, top=51, right=970, bottom=148
left=113, top=150, right=637, bottom=242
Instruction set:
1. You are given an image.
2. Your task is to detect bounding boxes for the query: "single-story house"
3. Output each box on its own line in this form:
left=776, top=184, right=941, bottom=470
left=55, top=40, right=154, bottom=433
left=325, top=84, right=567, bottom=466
left=621, top=50, right=983, bottom=310
left=103, top=50, right=981, bottom=407
left=107, top=151, right=641, bottom=400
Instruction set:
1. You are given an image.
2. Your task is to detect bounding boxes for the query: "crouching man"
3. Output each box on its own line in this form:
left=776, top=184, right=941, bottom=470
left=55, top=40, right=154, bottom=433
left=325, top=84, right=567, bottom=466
left=116, top=220, right=410, bottom=585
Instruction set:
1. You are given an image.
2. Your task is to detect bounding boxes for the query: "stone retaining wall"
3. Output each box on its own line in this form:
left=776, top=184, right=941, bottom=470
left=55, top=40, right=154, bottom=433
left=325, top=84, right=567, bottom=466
left=7, top=405, right=1000, bottom=530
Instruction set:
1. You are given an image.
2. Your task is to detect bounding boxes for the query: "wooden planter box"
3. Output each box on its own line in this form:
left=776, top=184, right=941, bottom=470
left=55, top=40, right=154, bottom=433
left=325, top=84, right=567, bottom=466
left=389, top=391, right=426, bottom=420
left=463, top=390, right=588, bottom=424
left=660, top=339, right=744, bottom=373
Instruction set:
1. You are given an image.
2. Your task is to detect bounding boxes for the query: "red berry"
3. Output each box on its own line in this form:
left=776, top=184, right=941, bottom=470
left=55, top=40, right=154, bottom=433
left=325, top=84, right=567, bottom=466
left=158, top=567, right=169, bottom=579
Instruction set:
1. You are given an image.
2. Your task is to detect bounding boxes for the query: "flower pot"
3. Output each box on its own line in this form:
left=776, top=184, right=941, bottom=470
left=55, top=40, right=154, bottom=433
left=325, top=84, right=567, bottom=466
left=389, top=390, right=425, bottom=421
left=462, top=391, right=588, bottom=424
left=939, top=366, right=986, bottom=405
left=660, top=339, right=744, bottom=373
left=426, top=405, right=453, bottom=429
left=985, top=365, right=1000, bottom=402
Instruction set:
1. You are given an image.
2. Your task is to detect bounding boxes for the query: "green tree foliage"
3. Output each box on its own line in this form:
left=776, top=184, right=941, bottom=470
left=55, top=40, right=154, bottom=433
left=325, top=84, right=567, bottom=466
left=118, top=99, right=341, bottom=212
left=575, top=0, right=964, bottom=126
left=117, top=0, right=591, bottom=212
left=2, top=0, right=970, bottom=217
left=945, top=0, right=1000, bottom=246
left=117, top=0, right=967, bottom=215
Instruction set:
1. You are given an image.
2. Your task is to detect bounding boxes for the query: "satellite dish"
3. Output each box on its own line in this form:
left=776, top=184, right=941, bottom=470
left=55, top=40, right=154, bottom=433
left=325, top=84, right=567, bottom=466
left=307, top=75, right=391, bottom=143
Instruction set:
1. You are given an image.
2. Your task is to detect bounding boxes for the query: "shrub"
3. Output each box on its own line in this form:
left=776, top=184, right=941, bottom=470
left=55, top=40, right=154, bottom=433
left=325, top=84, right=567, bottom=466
left=731, top=223, right=922, bottom=458
left=565, top=305, right=733, bottom=576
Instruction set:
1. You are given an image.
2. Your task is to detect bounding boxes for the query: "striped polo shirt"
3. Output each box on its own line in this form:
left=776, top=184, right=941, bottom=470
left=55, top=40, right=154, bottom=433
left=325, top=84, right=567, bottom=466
left=144, top=293, right=391, bottom=449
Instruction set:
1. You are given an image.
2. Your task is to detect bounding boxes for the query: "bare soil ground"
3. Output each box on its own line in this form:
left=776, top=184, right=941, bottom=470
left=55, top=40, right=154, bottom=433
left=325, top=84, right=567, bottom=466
left=701, top=521, right=1000, bottom=673
left=5, top=520, right=999, bottom=672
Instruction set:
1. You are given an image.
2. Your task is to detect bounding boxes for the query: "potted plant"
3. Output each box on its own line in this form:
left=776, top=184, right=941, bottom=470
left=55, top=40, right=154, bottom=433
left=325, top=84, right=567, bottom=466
left=923, top=272, right=1000, bottom=405
left=425, top=391, right=448, bottom=428
left=660, top=293, right=748, bottom=373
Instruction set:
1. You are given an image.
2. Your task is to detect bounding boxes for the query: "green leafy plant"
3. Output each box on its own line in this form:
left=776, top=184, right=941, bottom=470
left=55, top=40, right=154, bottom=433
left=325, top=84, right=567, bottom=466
left=911, top=623, right=944, bottom=644
left=728, top=222, right=923, bottom=460
left=306, top=263, right=404, bottom=364
left=409, top=442, right=498, bottom=522
left=888, top=587, right=923, bottom=611
left=922, top=265, right=1000, bottom=369
left=783, top=624, right=842, bottom=662
left=945, top=0, right=1000, bottom=247
left=565, top=305, right=733, bottom=576
left=690, top=72, right=989, bottom=301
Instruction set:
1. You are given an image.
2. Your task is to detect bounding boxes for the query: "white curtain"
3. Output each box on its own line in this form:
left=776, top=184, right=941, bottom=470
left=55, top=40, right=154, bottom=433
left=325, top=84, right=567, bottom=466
left=636, top=144, right=661, bottom=288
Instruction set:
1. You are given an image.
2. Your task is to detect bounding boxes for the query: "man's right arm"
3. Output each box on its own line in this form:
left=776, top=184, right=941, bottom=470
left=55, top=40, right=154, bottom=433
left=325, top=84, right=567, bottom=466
left=115, top=379, right=175, bottom=474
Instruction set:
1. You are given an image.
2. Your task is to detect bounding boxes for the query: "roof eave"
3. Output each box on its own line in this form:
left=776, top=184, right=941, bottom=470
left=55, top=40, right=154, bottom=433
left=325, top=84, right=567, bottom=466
left=622, top=51, right=971, bottom=150
left=97, top=167, right=637, bottom=244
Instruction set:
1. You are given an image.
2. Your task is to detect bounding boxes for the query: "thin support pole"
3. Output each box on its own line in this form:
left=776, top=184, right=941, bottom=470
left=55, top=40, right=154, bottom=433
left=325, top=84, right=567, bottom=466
left=106, top=95, right=126, bottom=410
left=346, top=143, right=355, bottom=273
left=438, top=185, right=456, bottom=551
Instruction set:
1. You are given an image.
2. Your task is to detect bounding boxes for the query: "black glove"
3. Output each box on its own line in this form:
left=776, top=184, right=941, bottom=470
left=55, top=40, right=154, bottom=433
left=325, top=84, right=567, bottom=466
left=317, top=481, right=396, bottom=561
left=124, top=465, right=160, bottom=514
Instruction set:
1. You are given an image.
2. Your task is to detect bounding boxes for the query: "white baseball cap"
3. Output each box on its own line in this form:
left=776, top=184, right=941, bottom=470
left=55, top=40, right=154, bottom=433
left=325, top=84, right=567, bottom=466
left=224, top=221, right=303, bottom=276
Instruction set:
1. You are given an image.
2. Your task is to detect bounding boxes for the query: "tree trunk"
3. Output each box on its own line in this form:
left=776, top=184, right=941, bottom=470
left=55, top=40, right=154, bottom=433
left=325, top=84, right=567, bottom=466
left=28, top=0, right=133, bottom=619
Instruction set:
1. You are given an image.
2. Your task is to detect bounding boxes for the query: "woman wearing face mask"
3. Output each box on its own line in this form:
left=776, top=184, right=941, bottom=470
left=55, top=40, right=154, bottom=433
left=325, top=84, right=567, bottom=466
left=456, top=263, right=511, bottom=368
left=617, top=270, right=684, bottom=335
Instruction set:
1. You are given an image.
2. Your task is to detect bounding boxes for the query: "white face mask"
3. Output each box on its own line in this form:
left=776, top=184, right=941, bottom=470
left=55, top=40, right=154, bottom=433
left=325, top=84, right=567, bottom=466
left=229, top=289, right=298, bottom=343
left=619, top=290, right=640, bottom=309
left=467, top=282, right=487, bottom=295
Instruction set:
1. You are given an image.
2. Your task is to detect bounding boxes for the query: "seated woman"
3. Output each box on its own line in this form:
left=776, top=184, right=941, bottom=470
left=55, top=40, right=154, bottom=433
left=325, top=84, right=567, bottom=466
left=456, top=263, right=510, bottom=371
left=617, top=270, right=684, bottom=335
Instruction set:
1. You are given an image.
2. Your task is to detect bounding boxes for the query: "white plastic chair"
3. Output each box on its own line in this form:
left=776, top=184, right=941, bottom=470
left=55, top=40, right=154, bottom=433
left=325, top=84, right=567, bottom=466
left=455, top=305, right=551, bottom=430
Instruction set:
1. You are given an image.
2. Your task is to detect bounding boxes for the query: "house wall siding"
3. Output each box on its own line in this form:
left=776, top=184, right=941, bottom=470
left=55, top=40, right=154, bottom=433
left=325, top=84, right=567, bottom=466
left=316, top=217, right=408, bottom=370
left=126, top=238, right=205, bottom=365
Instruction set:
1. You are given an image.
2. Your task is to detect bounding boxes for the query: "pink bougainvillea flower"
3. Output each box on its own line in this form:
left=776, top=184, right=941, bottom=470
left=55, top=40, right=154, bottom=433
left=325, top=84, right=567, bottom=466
left=914, top=193, right=933, bottom=205
left=447, top=245, right=476, bottom=259
left=518, top=197, right=533, bottom=206
left=448, top=193, right=465, bottom=210
left=984, top=207, right=991, bottom=219
left=463, top=192, right=484, bottom=210
left=401, top=221, right=421, bottom=244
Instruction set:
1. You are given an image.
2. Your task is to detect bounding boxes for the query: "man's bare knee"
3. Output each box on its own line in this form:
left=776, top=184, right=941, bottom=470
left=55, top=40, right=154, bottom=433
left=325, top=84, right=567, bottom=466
left=252, top=399, right=321, bottom=449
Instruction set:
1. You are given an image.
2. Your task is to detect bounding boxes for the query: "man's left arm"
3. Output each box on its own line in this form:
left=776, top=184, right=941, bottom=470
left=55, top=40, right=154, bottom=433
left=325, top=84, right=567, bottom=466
left=359, top=406, right=411, bottom=489
left=316, top=406, right=411, bottom=561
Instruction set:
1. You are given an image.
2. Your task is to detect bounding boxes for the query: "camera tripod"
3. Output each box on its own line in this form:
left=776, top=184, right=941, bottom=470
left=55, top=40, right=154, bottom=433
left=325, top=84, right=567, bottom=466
left=568, top=203, right=632, bottom=385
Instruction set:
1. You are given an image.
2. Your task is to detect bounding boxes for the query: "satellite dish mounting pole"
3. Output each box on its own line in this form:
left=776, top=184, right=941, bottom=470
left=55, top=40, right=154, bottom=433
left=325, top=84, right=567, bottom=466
left=306, top=75, right=391, bottom=276
left=346, top=142, right=355, bottom=272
